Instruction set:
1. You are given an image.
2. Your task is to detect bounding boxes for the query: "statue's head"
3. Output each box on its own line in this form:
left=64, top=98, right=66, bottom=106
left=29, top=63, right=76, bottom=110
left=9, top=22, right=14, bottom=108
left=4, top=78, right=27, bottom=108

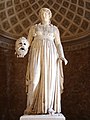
left=39, top=8, right=52, bottom=23
left=15, top=37, right=29, bottom=57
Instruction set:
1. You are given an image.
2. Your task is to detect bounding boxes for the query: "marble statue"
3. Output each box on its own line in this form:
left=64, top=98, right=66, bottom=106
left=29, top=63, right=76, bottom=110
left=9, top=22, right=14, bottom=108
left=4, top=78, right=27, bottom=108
left=15, top=8, right=68, bottom=115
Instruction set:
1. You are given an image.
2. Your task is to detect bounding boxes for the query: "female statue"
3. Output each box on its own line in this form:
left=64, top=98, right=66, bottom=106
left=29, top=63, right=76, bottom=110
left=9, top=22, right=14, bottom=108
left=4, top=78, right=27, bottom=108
left=15, top=8, right=68, bottom=115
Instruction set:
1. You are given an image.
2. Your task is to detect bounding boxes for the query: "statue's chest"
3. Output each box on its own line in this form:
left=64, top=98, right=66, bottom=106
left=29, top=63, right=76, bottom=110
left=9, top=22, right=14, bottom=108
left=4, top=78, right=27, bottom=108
left=35, top=24, right=54, bottom=37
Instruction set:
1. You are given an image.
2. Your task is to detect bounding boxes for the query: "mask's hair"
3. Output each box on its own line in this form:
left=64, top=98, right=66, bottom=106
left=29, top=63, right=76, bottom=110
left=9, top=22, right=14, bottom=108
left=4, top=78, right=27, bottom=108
left=39, top=8, right=52, bottom=19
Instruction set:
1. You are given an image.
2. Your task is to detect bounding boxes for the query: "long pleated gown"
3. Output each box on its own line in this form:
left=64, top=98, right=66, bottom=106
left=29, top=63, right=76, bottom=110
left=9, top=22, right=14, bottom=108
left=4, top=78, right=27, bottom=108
left=25, top=23, right=64, bottom=114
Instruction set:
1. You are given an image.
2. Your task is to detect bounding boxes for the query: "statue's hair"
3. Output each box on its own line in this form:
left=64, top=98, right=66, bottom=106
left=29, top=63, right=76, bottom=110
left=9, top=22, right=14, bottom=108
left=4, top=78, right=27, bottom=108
left=39, top=8, right=52, bottom=19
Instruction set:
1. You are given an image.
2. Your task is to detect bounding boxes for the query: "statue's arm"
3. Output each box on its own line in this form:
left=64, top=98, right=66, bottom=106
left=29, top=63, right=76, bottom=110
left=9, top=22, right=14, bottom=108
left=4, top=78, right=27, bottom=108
left=27, top=25, right=34, bottom=47
left=54, top=26, right=68, bottom=65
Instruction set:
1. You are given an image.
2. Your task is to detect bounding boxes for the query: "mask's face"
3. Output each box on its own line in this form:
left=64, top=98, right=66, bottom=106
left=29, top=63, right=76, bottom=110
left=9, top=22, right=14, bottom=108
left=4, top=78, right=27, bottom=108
left=15, top=37, right=29, bottom=57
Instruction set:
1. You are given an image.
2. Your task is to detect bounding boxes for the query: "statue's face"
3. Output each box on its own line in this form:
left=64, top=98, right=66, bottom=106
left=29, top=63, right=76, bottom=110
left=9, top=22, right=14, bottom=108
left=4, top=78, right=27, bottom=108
left=39, top=8, right=52, bottom=23
left=15, top=37, right=29, bottom=57
left=40, top=10, right=50, bottom=23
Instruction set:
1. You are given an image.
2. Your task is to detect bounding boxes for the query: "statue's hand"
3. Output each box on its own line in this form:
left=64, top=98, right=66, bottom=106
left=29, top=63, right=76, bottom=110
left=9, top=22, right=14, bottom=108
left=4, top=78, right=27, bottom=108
left=59, top=57, right=68, bottom=65
left=63, top=58, right=68, bottom=65
left=15, top=52, right=25, bottom=58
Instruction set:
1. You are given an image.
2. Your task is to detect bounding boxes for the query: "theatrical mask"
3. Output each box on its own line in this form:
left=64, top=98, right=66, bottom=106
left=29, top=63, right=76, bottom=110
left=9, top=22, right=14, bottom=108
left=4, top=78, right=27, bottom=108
left=15, top=37, right=29, bottom=57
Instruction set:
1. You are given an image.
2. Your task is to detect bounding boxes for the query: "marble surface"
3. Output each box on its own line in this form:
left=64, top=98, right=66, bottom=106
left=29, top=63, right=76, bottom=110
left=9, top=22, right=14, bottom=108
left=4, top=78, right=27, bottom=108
left=20, top=114, right=65, bottom=120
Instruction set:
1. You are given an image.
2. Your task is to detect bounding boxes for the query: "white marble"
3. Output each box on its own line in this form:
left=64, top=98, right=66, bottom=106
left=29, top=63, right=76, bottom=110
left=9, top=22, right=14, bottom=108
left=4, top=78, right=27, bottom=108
left=20, top=114, right=65, bottom=120
left=15, top=8, right=68, bottom=115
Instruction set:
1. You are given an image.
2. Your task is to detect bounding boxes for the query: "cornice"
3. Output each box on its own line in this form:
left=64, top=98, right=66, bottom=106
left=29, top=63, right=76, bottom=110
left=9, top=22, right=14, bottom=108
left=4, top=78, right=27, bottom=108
left=0, top=35, right=90, bottom=51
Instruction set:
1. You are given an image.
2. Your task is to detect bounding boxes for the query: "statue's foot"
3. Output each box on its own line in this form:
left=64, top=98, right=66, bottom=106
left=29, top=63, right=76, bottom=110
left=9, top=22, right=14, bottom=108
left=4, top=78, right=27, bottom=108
left=24, top=109, right=30, bottom=115
left=24, top=107, right=32, bottom=115
left=24, top=106, right=36, bottom=115
left=55, top=112, right=61, bottom=116
left=47, top=108, right=55, bottom=115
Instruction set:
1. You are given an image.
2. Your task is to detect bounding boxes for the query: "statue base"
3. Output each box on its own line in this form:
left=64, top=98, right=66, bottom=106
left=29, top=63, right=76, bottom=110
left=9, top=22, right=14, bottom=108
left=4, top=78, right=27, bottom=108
left=20, top=114, right=65, bottom=120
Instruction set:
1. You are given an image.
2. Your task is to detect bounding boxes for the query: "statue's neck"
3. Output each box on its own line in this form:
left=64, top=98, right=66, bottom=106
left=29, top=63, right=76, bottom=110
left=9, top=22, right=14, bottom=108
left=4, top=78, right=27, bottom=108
left=41, top=20, right=51, bottom=26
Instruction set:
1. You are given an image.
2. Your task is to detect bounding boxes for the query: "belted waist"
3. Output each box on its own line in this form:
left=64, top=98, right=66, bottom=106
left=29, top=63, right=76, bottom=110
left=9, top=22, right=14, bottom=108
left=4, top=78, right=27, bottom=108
left=34, top=35, right=54, bottom=41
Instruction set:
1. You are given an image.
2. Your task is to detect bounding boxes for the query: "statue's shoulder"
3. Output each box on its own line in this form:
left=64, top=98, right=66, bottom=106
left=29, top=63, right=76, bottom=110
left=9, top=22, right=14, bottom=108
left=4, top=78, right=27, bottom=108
left=28, top=24, right=37, bottom=31
left=34, top=23, right=38, bottom=27
left=51, top=24, right=59, bottom=32
left=33, top=23, right=40, bottom=29
left=53, top=25, right=58, bottom=30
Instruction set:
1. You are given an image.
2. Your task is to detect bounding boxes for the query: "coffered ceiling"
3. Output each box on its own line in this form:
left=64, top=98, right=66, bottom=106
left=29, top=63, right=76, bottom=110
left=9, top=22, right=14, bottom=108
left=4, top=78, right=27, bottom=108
left=0, top=0, right=90, bottom=42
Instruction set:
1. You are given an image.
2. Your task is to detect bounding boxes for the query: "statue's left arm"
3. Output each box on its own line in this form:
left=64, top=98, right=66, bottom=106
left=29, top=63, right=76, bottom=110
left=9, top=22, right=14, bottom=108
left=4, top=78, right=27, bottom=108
left=54, top=26, right=68, bottom=65
left=54, top=26, right=68, bottom=93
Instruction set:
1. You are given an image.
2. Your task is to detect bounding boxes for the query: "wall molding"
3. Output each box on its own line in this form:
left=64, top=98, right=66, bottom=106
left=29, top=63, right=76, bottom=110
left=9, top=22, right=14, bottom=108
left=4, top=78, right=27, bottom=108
left=0, top=35, right=90, bottom=51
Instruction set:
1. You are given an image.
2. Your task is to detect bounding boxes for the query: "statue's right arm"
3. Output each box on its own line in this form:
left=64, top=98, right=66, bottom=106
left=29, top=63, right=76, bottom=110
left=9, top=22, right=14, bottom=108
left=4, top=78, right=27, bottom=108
left=27, top=26, right=34, bottom=47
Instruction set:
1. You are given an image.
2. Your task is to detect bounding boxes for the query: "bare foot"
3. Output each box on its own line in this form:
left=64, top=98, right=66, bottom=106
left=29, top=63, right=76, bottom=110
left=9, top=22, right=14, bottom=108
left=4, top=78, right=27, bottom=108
left=47, top=108, right=55, bottom=115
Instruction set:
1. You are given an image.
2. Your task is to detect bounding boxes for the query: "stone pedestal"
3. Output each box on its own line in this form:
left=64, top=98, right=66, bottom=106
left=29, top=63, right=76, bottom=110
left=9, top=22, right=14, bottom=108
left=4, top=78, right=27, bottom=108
left=20, top=114, right=65, bottom=120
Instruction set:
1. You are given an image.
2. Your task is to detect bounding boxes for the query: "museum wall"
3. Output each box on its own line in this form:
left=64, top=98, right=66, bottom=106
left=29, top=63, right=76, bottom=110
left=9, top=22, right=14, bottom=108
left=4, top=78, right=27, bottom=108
left=0, top=0, right=90, bottom=120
